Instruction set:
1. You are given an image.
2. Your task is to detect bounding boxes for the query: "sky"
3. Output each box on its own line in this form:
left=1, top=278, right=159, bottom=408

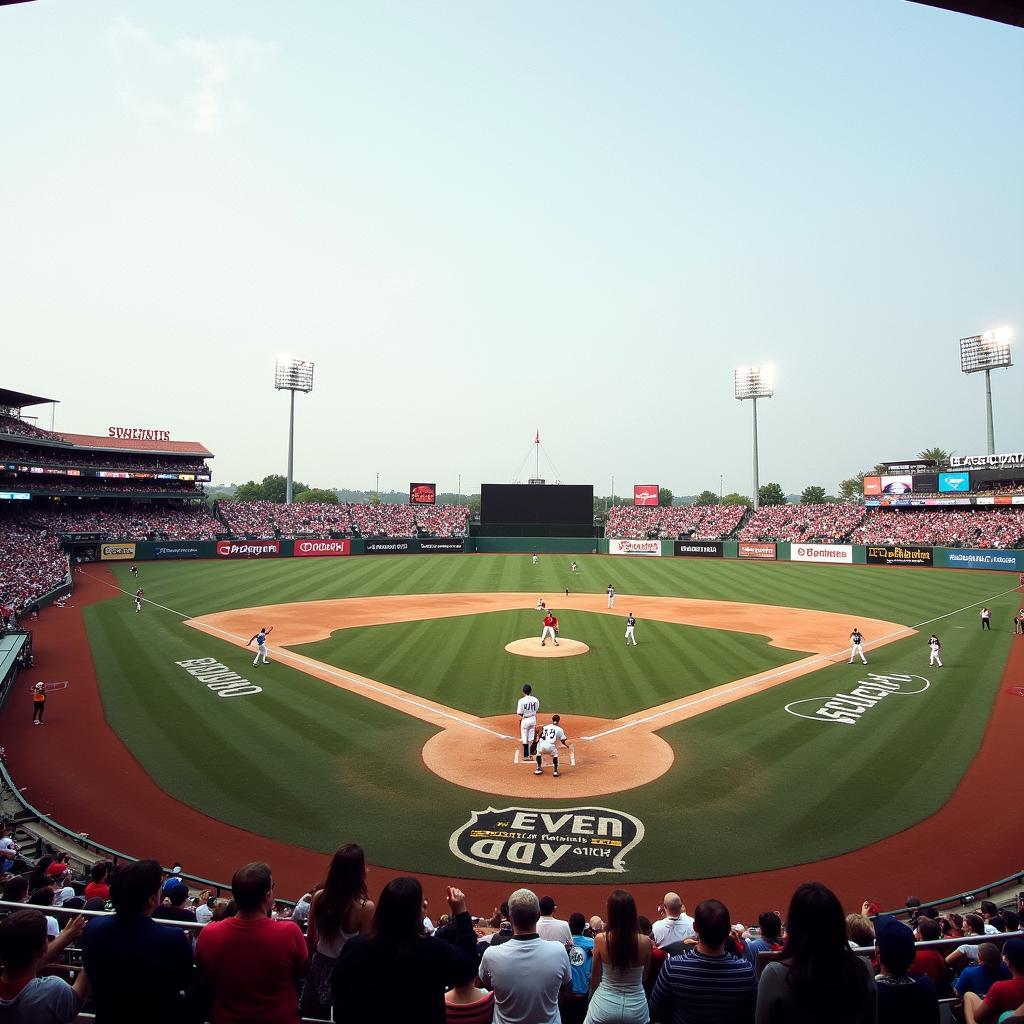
left=2, top=0, right=1022, bottom=498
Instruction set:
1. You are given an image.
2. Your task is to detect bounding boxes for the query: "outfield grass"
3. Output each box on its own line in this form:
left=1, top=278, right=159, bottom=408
left=83, top=556, right=1020, bottom=880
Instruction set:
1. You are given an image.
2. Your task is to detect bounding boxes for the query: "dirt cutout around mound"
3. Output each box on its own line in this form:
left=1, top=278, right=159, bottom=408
left=504, top=637, right=590, bottom=658
left=186, top=593, right=911, bottom=797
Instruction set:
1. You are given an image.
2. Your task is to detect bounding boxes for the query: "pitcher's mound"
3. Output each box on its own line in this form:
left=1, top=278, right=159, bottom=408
left=504, top=637, right=589, bottom=658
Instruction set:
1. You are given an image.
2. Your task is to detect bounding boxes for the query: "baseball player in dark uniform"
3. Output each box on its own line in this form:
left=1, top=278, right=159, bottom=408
left=625, top=613, right=637, bottom=646
left=134, top=588, right=144, bottom=613
left=848, top=628, right=867, bottom=665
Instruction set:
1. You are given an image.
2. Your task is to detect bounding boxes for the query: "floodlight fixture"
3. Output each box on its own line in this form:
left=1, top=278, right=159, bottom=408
left=959, top=328, right=1013, bottom=456
left=274, top=357, right=316, bottom=503
left=734, top=365, right=775, bottom=509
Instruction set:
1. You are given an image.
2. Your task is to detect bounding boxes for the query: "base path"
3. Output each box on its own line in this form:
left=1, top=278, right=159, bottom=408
left=187, top=593, right=911, bottom=797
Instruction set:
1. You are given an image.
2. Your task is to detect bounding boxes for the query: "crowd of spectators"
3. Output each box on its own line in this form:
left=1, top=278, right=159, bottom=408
left=0, top=518, right=67, bottom=614
left=0, top=839, right=1021, bottom=1024
left=854, top=508, right=1024, bottom=548
left=606, top=504, right=746, bottom=540
left=8, top=479, right=205, bottom=496
left=737, top=503, right=867, bottom=543
left=0, top=415, right=65, bottom=443
left=16, top=503, right=220, bottom=542
left=0, top=440, right=210, bottom=475
left=218, top=501, right=471, bottom=539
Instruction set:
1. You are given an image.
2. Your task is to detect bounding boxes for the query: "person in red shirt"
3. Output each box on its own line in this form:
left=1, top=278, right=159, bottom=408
left=541, top=612, right=559, bottom=647
left=83, top=863, right=111, bottom=903
left=911, top=917, right=950, bottom=994
left=964, top=938, right=1024, bottom=1024
left=194, top=862, right=307, bottom=1024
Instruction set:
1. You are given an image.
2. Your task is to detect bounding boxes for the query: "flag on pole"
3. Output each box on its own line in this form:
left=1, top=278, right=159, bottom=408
left=535, top=430, right=540, bottom=444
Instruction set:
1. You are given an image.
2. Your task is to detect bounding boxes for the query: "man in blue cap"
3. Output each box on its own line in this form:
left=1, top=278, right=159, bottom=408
left=873, top=915, right=938, bottom=1023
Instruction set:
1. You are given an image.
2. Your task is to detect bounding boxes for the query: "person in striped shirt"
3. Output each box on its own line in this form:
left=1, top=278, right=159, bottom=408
left=649, top=898, right=755, bottom=1024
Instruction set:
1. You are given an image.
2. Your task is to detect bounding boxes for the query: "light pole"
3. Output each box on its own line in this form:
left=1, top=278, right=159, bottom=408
left=274, top=357, right=314, bottom=504
left=734, top=366, right=775, bottom=510
left=959, top=327, right=1013, bottom=455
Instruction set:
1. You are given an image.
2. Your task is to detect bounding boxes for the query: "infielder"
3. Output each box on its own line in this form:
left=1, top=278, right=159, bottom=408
left=571, top=561, right=578, bottom=573
left=848, top=628, right=867, bottom=665
left=134, top=588, right=144, bottom=613
left=534, top=714, right=571, bottom=777
left=625, top=613, right=637, bottom=646
left=536, top=597, right=546, bottom=611
left=248, top=625, right=274, bottom=665
left=517, top=684, right=540, bottom=759
left=607, top=584, right=615, bottom=608
left=928, top=633, right=943, bottom=667
left=541, top=612, right=559, bottom=647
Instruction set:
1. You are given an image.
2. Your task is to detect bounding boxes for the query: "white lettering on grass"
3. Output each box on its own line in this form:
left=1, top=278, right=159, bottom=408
left=175, top=658, right=262, bottom=698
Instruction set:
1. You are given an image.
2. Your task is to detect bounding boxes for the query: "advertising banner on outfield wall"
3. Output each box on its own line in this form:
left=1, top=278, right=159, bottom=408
left=865, top=544, right=933, bottom=567
left=608, top=539, right=661, bottom=556
left=791, top=543, right=853, bottom=564
left=153, top=543, right=201, bottom=560
left=674, top=540, right=724, bottom=557
left=943, top=548, right=1024, bottom=572
left=364, top=538, right=416, bottom=554
left=216, top=540, right=280, bottom=559
left=738, top=542, right=776, bottom=560
left=100, top=542, right=136, bottom=561
left=419, top=538, right=466, bottom=552
left=294, top=539, right=351, bottom=557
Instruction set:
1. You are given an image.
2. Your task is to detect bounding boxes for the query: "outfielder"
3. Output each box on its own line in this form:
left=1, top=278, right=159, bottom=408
left=541, top=612, right=559, bottom=647
left=625, top=613, right=637, bottom=646
left=848, top=628, right=868, bottom=665
left=607, top=584, right=615, bottom=608
left=134, top=588, right=144, bottom=613
left=928, top=633, right=943, bottom=667
left=517, top=684, right=540, bottom=759
left=534, top=714, right=571, bottom=777
left=248, top=625, right=274, bottom=665
left=571, top=561, right=578, bottom=573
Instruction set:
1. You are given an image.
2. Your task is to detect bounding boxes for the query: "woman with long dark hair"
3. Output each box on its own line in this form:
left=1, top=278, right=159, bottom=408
left=585, top=889, right=652, bottom=1023
left=299, top=843, right=374, bottom=1019
left=330, top=877, right=478, bottom=1024
left=756, top=882, right=876, bottom=1024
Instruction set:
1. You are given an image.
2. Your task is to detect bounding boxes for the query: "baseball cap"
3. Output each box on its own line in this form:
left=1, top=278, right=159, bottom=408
left=45, top=862, right=69, bottom=879
left=875, top=915, right=915, bottom=971
left=166, top=881, right=189, bottom=904
left=54, top=886, right=77, bottom=907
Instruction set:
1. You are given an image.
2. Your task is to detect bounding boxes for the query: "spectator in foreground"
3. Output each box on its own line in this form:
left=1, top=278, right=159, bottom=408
left=873, top=915, right=938, bottom=1024
left=587, top=888, right=652, bottom=1022
left=478, top=888, right=572, bottom=1024
left=0, top=909, right=87, bottom=1021
left=911, top=917, right=949, bottom=994
left=652, top=893, right=695, bottom=950
left=443, top=953, right=495, bottom=1024
left=299, top=843, right=374, bottom=1020
left=638, top=915, right=666, bottom=996
left=81, top=859, right=194, bottom=1024
left=649, top=898, right=755, bottom=1024
left=755, top=882, right=875, bottom=1024
left=331, top=879, right=477, bottom=1024
left=563, top=912, right=595, bottom=1023
left=948, top=914, right=989, bottom=972
left=746, top=911, right=784, bottom=965
left=193, top=861, right=307, bottom=1024
left=954, top=943, right=1010, bottom=1000
left=963, top=939, right=1024, bottom=1024
left=84, top=862, right=111, bottom=903
left=538, top=895, right=572, bottom=948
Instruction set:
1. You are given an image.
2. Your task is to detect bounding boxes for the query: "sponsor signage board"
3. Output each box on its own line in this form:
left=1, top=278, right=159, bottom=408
left=790, top=543, right=853, bottom=564
left=216, top=540, right=280, bottom=559
left=100, top=542, right=136, bottom=561
left=419, top=538, right=466, bottom=552
left=944, top=548, right=1024, bottom=572
left=865, top=544, right=933, bottom=567
left=608, top=539, right=661, bottom=556
left=938, top=472, right=970, bottom=493
left=950, top=451, right=1024, bottom=469
left=862, top=476, right=882, bottom=496
left=880, top=474, right=913, bottom=494
left=153, top=543, right=201, bottom=560
left=60, top=532, right=103, bottom=542
left=449, top=805, right=645, bottom=878
left=294, top=539, right=351, bottom=557
left=738, top=542, right=776, bottom=560
left=674, top=540, right=724, bottom=558
left=364, top=538, right=415, bottom=555
left=633, top=485, right=659, bottom=507
left=0, top=492, right=30, bottom=500
left=409, top=482, right=436, bottom=505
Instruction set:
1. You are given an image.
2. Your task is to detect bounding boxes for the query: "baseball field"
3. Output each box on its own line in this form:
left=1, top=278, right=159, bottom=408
left=6, top=553, right=1022, bottom=914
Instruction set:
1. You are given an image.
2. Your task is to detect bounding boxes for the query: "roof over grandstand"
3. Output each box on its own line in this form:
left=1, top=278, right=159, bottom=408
left=909, top=0, right=1024, bottom=26
left=58, top=432, right=213, bottom=458
left=0, top=387, right=58, bottom=409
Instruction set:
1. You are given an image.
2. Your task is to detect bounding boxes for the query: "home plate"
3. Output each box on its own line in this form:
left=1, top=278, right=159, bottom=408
left=504, top=638, right=589, bottom=658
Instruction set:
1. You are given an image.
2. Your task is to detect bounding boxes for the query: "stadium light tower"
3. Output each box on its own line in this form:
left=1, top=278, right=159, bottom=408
left=960, top=327, right=1013, bottom=455
left=734, top=366, right=775, bottom=510
left=274, top=356, right=315, bottom=504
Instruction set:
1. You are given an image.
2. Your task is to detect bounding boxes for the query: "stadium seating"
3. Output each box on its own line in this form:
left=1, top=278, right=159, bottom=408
left=605, top=503, right=746, bottom=540
left=0, top=519, right=67, bottom=613
left=737, top=503, right=867, bottom=543
left=854, top=508, right=1024, bottom=548
left=0, top=414, right=65, bottom=442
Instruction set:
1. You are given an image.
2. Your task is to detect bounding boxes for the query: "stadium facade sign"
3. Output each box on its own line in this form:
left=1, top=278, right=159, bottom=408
left=449, top=806, right=645, bottom=878
left=784, top=673, right=930, bottom=726
left=107, top=427, right=172, bottom=441
left=100, top=542, right=136, bottom=561
left=153, top=543, right=201, bottom=560
left=674, top=540, right=724, bottom=558
left=608, top=539, right=661, bottom=556
left=738, top=542, right=776, bottom=560
left=216, top=540, right=280, bottom=558
left=294, top=539, right=351, bottom=557
left=790, top=543, right=853, bottom=564
left=865, top=544, right=932, bottom=567
left=949, top=452, right=1024, bottom=469
left=945, top=548, right=1024, bottom=571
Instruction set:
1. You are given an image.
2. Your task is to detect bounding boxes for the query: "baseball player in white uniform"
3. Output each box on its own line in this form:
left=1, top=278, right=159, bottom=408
left=534, top=714, right=571, bottom=777
left=928, top=633, right=943, bottom=666
left=607, top=584, right=615, bottom=608
left=517, top=684, right=539, bottom=759
left=248, top=625, right=274, bottom=665
left=848, top=628, right=868, bottom=665
left=625, top=613, right=637, bottom=646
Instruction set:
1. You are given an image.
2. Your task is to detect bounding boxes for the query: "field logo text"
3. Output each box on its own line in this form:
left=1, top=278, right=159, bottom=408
left=175, top=658, right=262, bottom=698
left=784, top=673, right=930, bottom=726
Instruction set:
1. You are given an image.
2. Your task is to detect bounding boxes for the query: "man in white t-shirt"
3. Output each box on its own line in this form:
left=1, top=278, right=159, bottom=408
left=536, top=895, right=572, bottom=949
left=517, top=685, right=540, bottom=760
left=652, top=892, right=696, bottom=948
left=478, top=888, right=571, bottom=1024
